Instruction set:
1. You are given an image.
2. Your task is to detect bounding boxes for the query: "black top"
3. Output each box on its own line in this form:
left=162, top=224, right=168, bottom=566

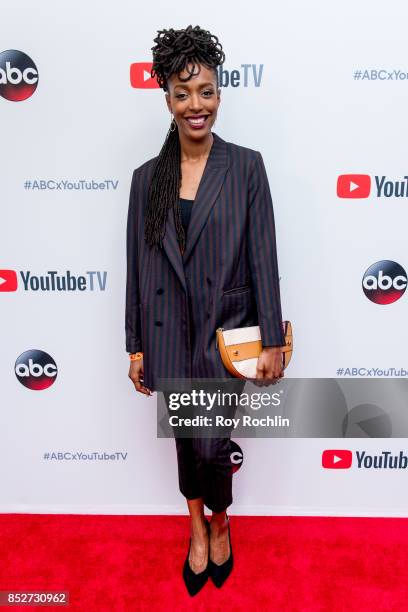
left=179, top=198, right=194, bottom=234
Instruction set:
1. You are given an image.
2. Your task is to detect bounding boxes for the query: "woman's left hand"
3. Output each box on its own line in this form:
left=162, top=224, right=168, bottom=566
left=254, top=347, right=284, bottom=386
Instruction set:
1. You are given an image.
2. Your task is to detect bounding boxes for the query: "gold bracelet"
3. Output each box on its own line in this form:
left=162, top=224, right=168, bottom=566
left=129, top=352, right=143, bottom=361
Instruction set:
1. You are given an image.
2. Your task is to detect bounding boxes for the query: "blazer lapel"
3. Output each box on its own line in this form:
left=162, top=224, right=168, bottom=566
left=162, top=205, right=187, bottom=294
left=162, top=131, right=229, bottom=292
left=183, top=131, right=229, bottom=263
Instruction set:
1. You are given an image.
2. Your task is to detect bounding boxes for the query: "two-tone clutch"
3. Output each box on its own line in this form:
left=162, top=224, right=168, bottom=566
left=216, top=321, right=293, bottom=380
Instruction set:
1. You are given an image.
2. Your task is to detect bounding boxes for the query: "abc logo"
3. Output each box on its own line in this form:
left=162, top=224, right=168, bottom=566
left=230, top=440, right=243, bottom=473
left=362, top=260, right=407, bottom=304
left=0, top=50, right=39, bottom=101
left=15, top=350, right=58, bottom=390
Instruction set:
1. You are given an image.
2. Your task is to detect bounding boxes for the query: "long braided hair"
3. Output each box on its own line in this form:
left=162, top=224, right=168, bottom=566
left=144, top=25, right=226, bottom=254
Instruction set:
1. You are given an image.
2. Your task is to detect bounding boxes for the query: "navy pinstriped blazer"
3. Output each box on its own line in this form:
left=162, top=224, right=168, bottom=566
left=125, top=131, right=285, bottom=392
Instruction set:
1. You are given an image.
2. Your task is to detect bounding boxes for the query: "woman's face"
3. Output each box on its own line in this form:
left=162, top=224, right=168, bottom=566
left=165, top=62, right=220, bottom=141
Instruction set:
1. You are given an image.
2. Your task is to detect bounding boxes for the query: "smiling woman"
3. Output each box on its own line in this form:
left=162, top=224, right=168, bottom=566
left=126, top=23, right=286, bottom=597
left=142, top=26, right=225, bottom=255
left=167, top=72, right=219, bottom=144
left=174, top=82, right=214, bottom=128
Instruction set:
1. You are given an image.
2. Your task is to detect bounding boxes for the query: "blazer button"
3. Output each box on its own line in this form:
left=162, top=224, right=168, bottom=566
left=155, top=321, right=163, bottom=327
left=156, top=288, right=164, bottom=295
left=206, top=276, right=212, bottom=285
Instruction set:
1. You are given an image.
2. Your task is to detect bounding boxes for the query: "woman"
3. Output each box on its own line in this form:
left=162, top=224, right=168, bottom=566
left=126, top=25, right=285, bottom=595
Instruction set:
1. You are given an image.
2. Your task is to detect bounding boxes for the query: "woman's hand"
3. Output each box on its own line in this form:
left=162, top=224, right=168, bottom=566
left=128, top=358, right=153, bottom=396
left=254, top=347, right=284, bottom=386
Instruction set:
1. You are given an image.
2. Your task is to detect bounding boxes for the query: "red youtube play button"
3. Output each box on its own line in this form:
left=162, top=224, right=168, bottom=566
left=322, top=449, right=352, bottom=469
left=337, top=174, right=371, bottom=198
left=130, top=62, right=160, bottom=89
left=0, top=269, right=18, bottom=291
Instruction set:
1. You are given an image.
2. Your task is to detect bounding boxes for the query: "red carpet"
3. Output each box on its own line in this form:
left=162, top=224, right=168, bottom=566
left=0, top=514, right=407, bottom=611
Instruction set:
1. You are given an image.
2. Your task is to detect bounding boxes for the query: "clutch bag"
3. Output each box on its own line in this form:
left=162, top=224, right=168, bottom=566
left=216, top=321, right=293, bottom=380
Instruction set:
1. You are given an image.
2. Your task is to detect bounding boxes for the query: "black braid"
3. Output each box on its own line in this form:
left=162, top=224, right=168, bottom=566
left=144, top=25, right=226, bottom=254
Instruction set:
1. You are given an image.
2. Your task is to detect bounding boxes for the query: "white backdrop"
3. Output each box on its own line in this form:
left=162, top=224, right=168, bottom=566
left=2, top=0, right=408, bottom=516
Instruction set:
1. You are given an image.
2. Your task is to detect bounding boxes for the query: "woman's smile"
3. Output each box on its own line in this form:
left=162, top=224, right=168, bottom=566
left=184, top=115, right=210, bottom=129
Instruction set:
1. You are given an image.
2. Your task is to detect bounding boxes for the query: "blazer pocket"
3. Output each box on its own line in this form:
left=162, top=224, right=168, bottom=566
left=222, top=284, right=251, bottom=296
left=220, top=286, right=257, bottom=328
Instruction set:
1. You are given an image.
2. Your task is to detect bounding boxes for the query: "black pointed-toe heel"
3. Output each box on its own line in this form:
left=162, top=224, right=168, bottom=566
left=182, top=518, right=211, bottom=596
left=208, top=513, right=233, bottom=588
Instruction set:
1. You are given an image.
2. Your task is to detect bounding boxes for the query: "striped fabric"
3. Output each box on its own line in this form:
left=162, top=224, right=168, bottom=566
left=126, top=131, right=285, bottom=392
left=163, top=377, right=246, bottom=512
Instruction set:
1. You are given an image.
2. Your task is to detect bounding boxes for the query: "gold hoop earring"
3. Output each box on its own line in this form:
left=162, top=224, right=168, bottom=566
left=170, top=113, right=176, bottom=132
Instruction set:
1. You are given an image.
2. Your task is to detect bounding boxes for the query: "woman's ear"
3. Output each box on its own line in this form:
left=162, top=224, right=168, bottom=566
left=165, top=92, right=171, bottom=113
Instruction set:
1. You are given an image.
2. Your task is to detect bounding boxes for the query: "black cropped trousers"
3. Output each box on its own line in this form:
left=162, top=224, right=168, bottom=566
left=164, top=378, right=246, bottom=513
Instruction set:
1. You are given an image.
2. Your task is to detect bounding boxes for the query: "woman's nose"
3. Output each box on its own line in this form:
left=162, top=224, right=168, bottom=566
left=189, top=94, right=203, bottom=112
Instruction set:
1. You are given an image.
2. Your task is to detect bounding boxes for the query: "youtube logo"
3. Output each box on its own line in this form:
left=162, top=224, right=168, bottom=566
left=322, top=449, right=352, bottom=469
left=337, top=174, right=371, bottom=198
left=0, top=269, right=17, bottom=291
left=130, top=62, right=159, bottom=89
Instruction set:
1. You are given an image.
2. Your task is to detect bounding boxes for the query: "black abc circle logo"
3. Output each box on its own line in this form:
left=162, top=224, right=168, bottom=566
left=15, top=350, right=58, bottom=390
left=230, top=440, right=243, bottom=473
left=0, top=50, right=39, bottom=101
left=362, top=260, right=407, bottom=305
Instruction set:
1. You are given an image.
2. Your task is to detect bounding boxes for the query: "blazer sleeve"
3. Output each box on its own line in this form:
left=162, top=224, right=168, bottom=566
left=125, top=169, right=143, bottom=353
left=247, top=151, right=286, bottom=348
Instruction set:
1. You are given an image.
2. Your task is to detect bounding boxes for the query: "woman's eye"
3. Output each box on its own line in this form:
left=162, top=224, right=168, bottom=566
left=176, top=91, right=214, bottom=99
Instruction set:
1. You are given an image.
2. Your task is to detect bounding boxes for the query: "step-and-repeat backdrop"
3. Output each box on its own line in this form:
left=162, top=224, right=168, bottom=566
left=2, top=0, right=408, bottom=515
